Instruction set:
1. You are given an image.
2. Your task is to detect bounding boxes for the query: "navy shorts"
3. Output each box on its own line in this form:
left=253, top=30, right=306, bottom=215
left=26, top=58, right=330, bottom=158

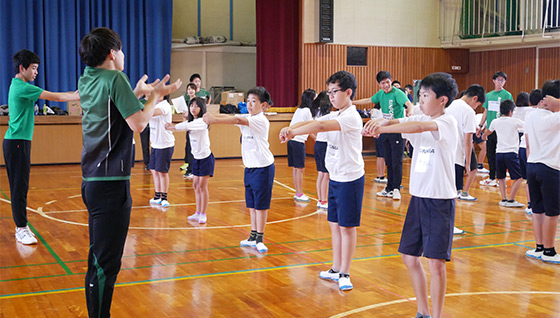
left=398, top=196, right=455, bottom=261
left=527, top=163, right=560, bottom=216
left=455, top=164, right=464, bottom=191
left=192, top=153, right=215, bottom=177
left=287, top=140, right=306, bottom=168
left=327, top=175, right=365, bottom=227
left=244, top=164, right=275, bottom=210
left=496, top=152, right=522, bottom=180
left=149, top=147, right=174, bottom=173
left=314, top=141, right=328, bottom=173
left=374, top=135, right=384, bottom=158
left=473, top=133, right=484, bottom=144
left=518, top=147, right=527, bottom=179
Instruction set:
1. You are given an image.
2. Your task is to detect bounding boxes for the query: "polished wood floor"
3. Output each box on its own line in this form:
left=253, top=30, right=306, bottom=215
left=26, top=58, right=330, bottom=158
left=1, top=157, right=559, bottom=317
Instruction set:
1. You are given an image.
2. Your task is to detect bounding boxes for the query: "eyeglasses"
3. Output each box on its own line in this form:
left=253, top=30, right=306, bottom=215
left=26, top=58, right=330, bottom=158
left=326, top=89, right=342, bottom=96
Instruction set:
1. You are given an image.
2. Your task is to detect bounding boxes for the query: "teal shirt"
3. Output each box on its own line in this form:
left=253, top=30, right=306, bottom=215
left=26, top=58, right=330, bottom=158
left=4, top=78, right=44, bottom=140
left=184, top=88, right=211, bottom=104
left=370, top=87, right=408, bottom=119
left=483, top=89, right=513, bottom=127
left=78, top=67, right=144, bottom=181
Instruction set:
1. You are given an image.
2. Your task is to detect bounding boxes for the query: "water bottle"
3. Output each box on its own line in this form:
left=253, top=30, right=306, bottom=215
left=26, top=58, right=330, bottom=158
left=34, top=105, right=39, bottom=115
left=43, top=106, right=47, bottom=115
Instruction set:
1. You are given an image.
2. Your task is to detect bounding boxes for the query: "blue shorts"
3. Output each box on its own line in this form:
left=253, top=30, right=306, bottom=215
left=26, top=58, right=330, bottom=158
left=327, top=175, right=365, bottom=227
left=192, top=153, right=215, bottom=177
left=473, top=133, right=484, bottom=144
left=398, top=196, right=455, bottom=261
left=287, top=140, right=306, bottom=168
left=314, top=141, right=328, bottom=173
left=527, top=163, right=560, bottom=216
left=455, top=164, right=464, bottom=191
left=244, top=164, right=275, bottom=210
left=149, top=147, right=174, bottom=173
left=496, top=152, right=522, bottom=180
left=518, top=147, right=527, bottom=179
left=374, top=135, right=384, bottom=158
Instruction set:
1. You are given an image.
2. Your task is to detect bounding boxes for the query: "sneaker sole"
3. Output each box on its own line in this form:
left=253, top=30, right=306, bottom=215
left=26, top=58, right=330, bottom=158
left=458, top=197, right=478, bottom=201
left=240, top=243, right=257, bottom=247
left=541, top=257, right=560, bottom=264
left=319, top=275, right=339, bottom=282
left=339, top=285, right=353, bottom=291
left=525, top=252, right=542, bottom=260
left=16, top=239, right=38, bottom=245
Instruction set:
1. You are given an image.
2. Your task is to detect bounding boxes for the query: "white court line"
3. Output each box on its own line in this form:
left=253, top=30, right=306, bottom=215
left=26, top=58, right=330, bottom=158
left=68, top=194, right=82, bottom=199
left=329, top=291, right=560, bottom=318
left=45, top=200, right=57, bottom=205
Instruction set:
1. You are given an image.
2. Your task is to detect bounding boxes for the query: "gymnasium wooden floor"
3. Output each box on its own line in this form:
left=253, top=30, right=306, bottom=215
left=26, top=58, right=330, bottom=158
left=1, top=156, right=559, bottom=317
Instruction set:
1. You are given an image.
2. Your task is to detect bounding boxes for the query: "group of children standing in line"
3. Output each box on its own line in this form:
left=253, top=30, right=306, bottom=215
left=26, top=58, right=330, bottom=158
left=4, top=25, right=559, bottom=317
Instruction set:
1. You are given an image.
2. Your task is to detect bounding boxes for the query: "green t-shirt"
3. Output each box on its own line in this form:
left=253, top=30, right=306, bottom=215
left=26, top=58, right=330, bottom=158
left=184, top=88, right=211, bottom=104
left=483, top=89, right=513, bottom=127
left=78, top=67, right=144, bottom=181
left=370, top=87, right=408, bottom=119
left=4, top=78, right=44, bottom=140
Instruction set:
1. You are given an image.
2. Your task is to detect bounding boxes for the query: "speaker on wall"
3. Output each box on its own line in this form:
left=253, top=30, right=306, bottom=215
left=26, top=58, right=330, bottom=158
left=319, top=0, right=333, bottom=43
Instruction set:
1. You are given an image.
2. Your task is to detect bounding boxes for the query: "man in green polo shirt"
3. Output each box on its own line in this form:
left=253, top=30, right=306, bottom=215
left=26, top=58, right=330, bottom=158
left=78, top=27, right=181, bottom=318
left=3, top=49, right=79, bottom=245
left=477, top=71, right=513, bottom=187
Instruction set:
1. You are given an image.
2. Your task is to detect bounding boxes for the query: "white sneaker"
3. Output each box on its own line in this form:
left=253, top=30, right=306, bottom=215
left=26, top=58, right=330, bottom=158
left=294, top=194, right=311, bottom=202
left=256, top=242, right=268, bottom=253
left=458, top=193, right=478, bottom=201
left=319, top=269, right=339, bottom=281
left=478, top=167, right=490, bottom=173
left=374, top=177, right=388, bottom=184
left=240, top=239, right=257, bottom=247
left=338, top=275, right=353, bottom=291
left=15, top=226, right=38, bottom=245
left=541, top=253, right=560, bottom=264
left=453, top=227, right=465, bottom=235
left=392, top=189, right=401, bottom=200
left=505, top=200, right=524, bottom=208
left=498, top=200, right=508, bottom=206
left=376, top=189, right=393, bottom=198
left=525, top=207, right=533, bottom=216
left=187, top=212, right=200, bottom=221
left=183, top=173, right=194, bottom=180
left=480, top=178, right=498, bottom=186
left=197, top=214, right=207, bottom=224
left=318, top=202, right=328, bottom=210
left=149, top=198, right=162, bottom=205
left=525, top=249, right=543, bottom=259
left=160, top=200, right=170, bottom=208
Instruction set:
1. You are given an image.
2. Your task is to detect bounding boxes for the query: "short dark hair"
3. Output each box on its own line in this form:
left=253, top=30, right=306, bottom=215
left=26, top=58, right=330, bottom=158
left=247, top=86, right=274, bottom=106
left=500, top=99, right=515, bottom=115
left=376, top=71, right=391, bottom=83
left=542, top=79, right=560, bottom=98
left=310, top=90, right=332, bottom=117
left=392, top=80, right=401, bottom=86
left=188, top=97, right=207, bottom=121
left=326, top=71, right=357, bottom=100
left=515, top=91, right=530, bottom=107
left=186, top=82, right=197, bottom=91
left=79, top=27, right=122, bottom=67
left=13, top=49, right=40, bottom=74
left=492, top=71, right=507, bottom=80
left=463, top=84, right=486, bottom=104
left=189, top=73, right=201, bottom=82
left=529, top=89, right=543, bottom=106
left=299, top=89, right=316, bottom=109
left=405, top=84, right=413, bottom=90
left=419, top=72, right=458, bottom=107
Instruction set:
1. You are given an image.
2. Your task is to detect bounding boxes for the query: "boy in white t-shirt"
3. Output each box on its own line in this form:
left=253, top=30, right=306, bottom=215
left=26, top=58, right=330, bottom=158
left=204, top=87, right=275, bottom=254
left=363, top=72, right=458, bottom=318
left=280, top=71, right=365, bottom=292
left=524, top=79, right=560, bottom=264
left=148, top=98, right=175, bottom=208
left=482, top=100, right=525, bottom=208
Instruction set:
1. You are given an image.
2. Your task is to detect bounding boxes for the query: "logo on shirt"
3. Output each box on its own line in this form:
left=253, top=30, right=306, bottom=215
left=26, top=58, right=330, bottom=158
left=329, top=145, right=338, bottom=151
left=419, top=148, right=435, bottom=154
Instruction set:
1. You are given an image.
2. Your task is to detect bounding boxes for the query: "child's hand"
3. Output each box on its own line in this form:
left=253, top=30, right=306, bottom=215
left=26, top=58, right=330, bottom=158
left=543, top=95, right=560, bottom=110
left=362, top=118, right=385, bottom=137
left=165, top=123, right=176, bottom=131
left=202, top=113, right=214, bottom=125
left=279, top=127, right=293, bottom=143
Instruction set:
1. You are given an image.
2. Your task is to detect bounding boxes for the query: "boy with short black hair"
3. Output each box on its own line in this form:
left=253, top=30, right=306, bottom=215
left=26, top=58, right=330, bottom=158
left=355, top=71, right=413, bottom=200
left=363, top=72, right=459, bottom=318
left=524, top=79, right=560, bottom=264
left=482, top=99, right=525, bottom=207
left=78, top=27, right=181, bottom=317
left=280, top=71, right=364, bottom=291
left=3, top=49, right=79, bottom=245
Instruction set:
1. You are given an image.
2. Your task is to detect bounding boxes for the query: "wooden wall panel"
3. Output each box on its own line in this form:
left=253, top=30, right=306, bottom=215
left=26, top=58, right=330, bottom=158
left=301, top=43, right=469, bottom=106
left=538, top=47, right=560, bottom=87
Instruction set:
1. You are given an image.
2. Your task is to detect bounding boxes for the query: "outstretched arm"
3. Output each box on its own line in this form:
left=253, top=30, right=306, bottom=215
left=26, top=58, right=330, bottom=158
left=279, top=119, right=340, bottom=143
left=363, top=119, right=437, bottom=137
left=39, top=90, right=79, bottom=102
left=203, top=112, right=249, bottom=126
left=353, top=98, right=372, bottom=105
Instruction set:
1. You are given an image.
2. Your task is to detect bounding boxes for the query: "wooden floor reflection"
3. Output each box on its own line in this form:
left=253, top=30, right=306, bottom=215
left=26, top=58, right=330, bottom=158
left=1, top=157, right=559, bottom=317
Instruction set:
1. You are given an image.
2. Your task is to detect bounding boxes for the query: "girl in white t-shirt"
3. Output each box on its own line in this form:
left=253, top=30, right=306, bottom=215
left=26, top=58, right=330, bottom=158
left=288, top=89, right=315, bottom=202
left=309, top=91, right=332, bottom=209
left=203, top=87, right=275, bottom=254
left=167, top=97, right=214, bottom=224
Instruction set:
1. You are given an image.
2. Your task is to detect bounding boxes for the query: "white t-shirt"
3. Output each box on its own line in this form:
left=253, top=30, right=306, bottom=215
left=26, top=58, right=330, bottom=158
left=149, top=100, right=175, bottom=149
left=237, top=112, right=275, bottom=168
left=525, top=109, right=560, bottom=170
left=175, top=118, right=211, bottom=159
left=401, top=114, right=458, bottom=199
left=446, top=99, right=476, bottom=166
left=512, top=107, right=534, bottom=148
left=324, top=105, right=364, bottom=182
left=289, top=107, right=313, bottom=143
left=315, top=112, right=330, bottom=142
left=488, top=116, right=524, bottom=154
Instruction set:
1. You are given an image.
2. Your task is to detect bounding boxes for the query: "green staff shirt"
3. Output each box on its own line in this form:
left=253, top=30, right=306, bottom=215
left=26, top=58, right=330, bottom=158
left=4, top=78, right=44, bottom=140
left=370, top=87, right=408, bottom=120
left=483, top=89, right=513, bottom=127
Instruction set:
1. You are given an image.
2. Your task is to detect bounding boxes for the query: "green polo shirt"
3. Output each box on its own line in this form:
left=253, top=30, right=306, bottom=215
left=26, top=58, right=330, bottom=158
left=483, top=89, right=513, bottom=127
left=184, top=88, right=211, bottom=104
left=4, top=78, right=44, bottom=140
left=370, top=87, right=408, bottom=119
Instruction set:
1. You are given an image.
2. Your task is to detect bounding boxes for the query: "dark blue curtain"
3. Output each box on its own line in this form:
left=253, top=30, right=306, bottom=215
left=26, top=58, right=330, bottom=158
left=0, top=0, right=172, bottom=110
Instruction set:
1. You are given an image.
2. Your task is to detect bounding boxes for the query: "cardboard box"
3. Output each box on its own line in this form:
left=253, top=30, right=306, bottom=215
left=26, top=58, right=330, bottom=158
left=220, top=91, right=245, bottom=105
left=67, top=100, right=82, bottom=116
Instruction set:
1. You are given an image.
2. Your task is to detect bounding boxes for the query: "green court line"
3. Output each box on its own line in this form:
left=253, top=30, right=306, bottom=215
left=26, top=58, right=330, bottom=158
left=0, top=272, right=83, bottom=283
left=0, top=262, right=59, bottom=270
left=27, top=223, right=72, bottom=275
